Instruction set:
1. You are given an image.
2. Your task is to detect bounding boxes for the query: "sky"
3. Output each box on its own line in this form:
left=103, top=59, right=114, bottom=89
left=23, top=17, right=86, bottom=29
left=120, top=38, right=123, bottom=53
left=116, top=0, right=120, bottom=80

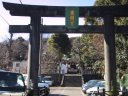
left=0, top=0, right=95, bottom=42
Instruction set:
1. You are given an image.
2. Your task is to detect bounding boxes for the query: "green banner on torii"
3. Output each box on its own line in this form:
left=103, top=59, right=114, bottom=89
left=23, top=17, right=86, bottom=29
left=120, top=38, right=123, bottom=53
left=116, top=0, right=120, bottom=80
left=65, top=7, right=79, bottom=29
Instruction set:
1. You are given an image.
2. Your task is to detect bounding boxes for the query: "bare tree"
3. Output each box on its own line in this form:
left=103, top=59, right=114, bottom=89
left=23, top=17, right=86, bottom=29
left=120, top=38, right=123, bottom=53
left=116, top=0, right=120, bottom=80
left=5, top=33, right=13, bottom=70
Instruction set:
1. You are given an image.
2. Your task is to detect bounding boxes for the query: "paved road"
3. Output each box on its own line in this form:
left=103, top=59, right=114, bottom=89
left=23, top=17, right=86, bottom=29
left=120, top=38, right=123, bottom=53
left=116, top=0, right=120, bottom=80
left=49, top=87, right=85, bottom=96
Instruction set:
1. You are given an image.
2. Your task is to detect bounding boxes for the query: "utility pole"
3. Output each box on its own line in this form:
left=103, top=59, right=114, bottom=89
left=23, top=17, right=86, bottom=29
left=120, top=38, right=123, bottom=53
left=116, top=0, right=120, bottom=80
left=27, top=33, right=32, bottom=90
left=39, top=19, right=43, bottom=76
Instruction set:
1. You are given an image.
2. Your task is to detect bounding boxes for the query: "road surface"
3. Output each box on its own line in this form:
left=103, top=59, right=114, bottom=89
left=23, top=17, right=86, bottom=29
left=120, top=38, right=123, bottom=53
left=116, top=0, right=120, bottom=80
left=49, top=87, right=85, bottom=96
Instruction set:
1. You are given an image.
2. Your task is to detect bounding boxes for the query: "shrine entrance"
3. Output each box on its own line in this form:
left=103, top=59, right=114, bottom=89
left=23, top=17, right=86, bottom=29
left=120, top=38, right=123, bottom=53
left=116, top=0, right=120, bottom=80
left=3, top=2, right=128, bottom=95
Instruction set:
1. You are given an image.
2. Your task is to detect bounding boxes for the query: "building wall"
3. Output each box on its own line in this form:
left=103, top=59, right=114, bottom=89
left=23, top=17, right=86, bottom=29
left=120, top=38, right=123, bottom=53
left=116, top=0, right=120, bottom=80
left=12, top=60, right=58, bottom=74
left=12, top=60, right=27, bottom=74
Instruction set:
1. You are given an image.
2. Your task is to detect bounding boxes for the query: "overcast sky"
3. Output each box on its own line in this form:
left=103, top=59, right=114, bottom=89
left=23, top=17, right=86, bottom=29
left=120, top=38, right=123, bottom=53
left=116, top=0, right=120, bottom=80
left=0, top=0, right=95, bottom=42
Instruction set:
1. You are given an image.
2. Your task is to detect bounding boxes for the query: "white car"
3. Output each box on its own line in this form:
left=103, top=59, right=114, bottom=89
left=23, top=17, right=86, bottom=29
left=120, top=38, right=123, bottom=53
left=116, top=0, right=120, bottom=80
left=38, top=76, right=49, bottom=88
left=23, top=74, right=49, bottom=88
left=86, top=80, right=105, bottom=96
left=43, top=76, right=54, bottom=86
left=82, top=80, right=100, bottom=93
left=23, top=74, right=50, bottom=96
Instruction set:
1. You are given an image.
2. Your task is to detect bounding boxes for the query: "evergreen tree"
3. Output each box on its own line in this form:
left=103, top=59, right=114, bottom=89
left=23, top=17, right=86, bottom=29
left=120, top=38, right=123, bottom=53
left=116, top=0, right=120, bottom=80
left=47, top=33, right=72, bottom=61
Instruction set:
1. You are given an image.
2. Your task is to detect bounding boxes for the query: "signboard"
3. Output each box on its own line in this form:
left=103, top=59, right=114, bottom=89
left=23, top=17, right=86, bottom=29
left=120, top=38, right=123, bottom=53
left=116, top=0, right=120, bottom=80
left=65, top=7, right=79, bottom=29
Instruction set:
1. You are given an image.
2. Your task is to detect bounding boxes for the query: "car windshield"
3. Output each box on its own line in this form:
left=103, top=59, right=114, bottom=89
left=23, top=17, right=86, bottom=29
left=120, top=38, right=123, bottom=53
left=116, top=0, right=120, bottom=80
left=0, top=71, right=25, bottom=92
left=86, top=80, right=99, bottom=85
left=38, top=76, right=45, bottom=83
left=44, top=77, right=52, bottom=81
left=94, top=81, right=105, bottom=87
left=23, top=75, right=27, bottom=80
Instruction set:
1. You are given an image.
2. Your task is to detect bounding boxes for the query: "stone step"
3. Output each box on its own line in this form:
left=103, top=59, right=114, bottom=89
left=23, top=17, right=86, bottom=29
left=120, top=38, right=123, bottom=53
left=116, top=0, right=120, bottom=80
left=63, top=75, right=82, bottom=87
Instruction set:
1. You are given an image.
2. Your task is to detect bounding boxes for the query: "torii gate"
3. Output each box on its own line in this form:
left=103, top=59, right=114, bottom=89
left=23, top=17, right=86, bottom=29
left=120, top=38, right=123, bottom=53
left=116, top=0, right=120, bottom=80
left=3, top=2, right=128, bottom=95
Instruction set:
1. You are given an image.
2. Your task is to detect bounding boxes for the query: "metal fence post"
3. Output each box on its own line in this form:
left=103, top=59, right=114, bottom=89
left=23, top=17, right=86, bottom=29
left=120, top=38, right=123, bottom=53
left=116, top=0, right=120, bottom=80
left=98, top=87, right=99, bottom=95
left=103, top=88, right=105, bottom=96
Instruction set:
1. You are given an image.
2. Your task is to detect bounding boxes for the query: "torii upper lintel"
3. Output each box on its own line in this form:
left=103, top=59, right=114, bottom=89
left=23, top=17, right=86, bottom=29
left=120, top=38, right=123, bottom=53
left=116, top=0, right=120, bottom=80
left=3, top=2, right=128, bottom=17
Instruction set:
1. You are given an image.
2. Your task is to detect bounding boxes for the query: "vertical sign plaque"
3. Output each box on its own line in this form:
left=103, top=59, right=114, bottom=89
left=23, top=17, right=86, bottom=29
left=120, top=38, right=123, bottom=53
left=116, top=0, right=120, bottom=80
left=65, top=7, right=79, bottom=29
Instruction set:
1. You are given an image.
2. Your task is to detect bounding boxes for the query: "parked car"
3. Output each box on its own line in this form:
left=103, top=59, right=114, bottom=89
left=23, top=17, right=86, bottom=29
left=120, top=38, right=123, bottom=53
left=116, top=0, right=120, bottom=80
left=86, top=80, right=105, bottom=96
left=0, top=70, right=26, bottom=96
left=22, top=74, right=33, bottom=88
left=23, top=74, right=50, bottom=96
left=43, top=76, right=54, bottom=86
left=82, top=80, right=100, bottom=93
left=38, top=76, right=50, bottom=96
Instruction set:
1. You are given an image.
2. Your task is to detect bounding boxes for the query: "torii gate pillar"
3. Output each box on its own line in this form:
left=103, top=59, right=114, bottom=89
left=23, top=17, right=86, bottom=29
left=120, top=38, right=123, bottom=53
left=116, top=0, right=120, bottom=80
left=104, top=15, right=117, bottom=95
left=30, top=15, right=41, bottom=96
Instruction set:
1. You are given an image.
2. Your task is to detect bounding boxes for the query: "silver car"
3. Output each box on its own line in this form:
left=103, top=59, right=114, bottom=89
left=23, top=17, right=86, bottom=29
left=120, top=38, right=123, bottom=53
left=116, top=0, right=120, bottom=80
left=43, top=76, right=54, bottom=86
left=86, top=80, right=105, bottom=96
left=82, top=80, right=100, bottom=93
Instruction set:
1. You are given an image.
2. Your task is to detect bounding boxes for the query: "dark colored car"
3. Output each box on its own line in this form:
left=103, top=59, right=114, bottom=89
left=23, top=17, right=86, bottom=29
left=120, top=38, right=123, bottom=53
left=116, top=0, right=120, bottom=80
left=0, top=70, right=26, bottom=96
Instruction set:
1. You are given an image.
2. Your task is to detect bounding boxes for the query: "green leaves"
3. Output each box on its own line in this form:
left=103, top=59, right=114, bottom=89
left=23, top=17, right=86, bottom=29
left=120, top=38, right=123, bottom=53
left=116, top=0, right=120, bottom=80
left=116, top=34, right=128, bottom=72
left=47, top=33, right=72, bottom=60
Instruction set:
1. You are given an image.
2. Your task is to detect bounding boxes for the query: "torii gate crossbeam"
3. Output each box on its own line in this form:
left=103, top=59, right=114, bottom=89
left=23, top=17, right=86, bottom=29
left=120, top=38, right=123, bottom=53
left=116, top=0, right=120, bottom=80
left=3, top=2, right=128, bottom=17
left=9, top=25, right=128, bottom=34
